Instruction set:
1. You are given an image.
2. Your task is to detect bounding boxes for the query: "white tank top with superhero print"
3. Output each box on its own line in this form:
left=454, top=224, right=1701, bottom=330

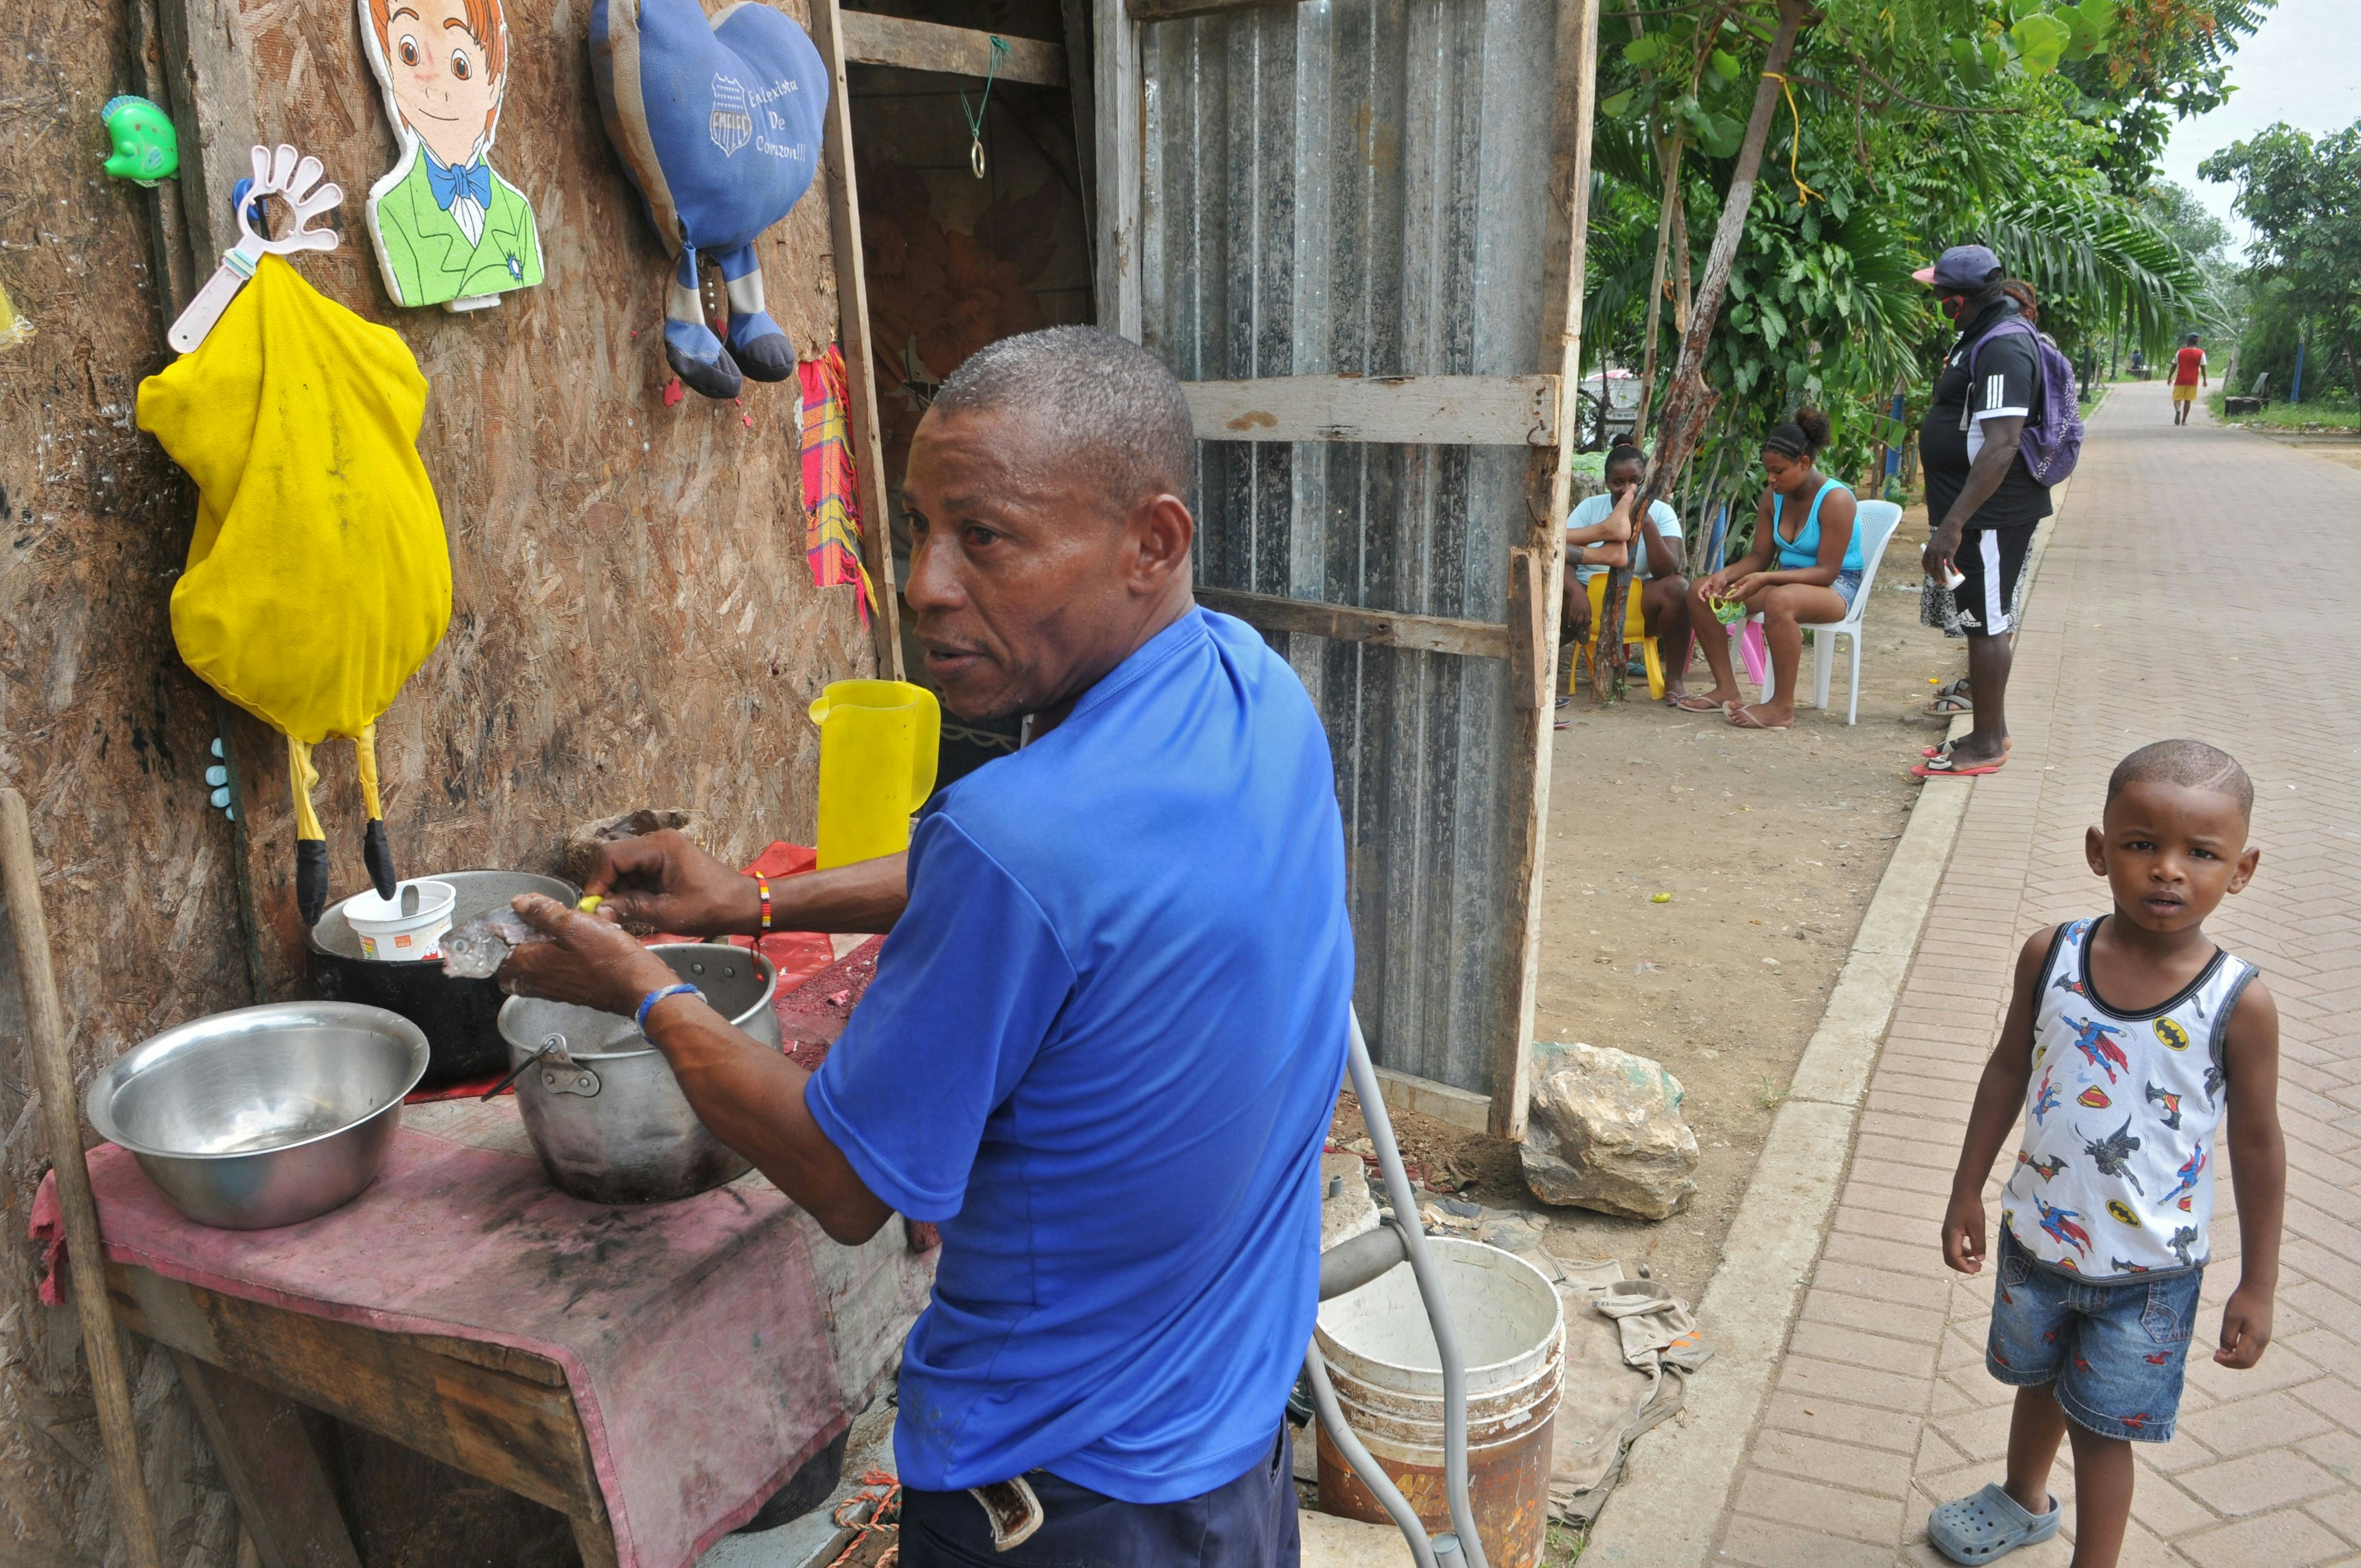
left=2001, top=916, right=2256, bottom=1280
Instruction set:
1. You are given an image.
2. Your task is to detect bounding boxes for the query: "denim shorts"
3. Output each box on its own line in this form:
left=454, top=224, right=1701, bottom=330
left=1987, top=1227, right=2202, bottom=1442
left=1832, top=567, right=1863, bottom=609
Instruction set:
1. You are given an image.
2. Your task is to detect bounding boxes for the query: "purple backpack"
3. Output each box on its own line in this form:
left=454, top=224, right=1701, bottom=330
left=1960, top=317, right=2082, bottom=486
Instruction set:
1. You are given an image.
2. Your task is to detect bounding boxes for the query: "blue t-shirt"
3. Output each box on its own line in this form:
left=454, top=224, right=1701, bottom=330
left=807, top=608, right=1353, bottom=1503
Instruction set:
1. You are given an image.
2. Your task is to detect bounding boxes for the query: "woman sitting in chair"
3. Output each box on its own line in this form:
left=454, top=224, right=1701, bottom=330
left=1679, top=407, right=1860, bottom=731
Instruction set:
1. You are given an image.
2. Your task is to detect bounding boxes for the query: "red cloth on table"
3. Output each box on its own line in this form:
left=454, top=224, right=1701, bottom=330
left=33, top=1109, right=931, bottom=1568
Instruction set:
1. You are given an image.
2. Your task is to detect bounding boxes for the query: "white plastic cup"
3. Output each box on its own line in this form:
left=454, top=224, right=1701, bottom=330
left=341, top=879, right=457, bottom=962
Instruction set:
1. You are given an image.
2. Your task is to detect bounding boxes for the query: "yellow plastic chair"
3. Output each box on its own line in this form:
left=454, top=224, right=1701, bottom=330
left=1573, top=574, right=1666, bottom=699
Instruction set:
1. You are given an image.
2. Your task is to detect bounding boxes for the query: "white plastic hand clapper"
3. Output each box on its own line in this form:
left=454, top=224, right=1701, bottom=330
left=167, top=143, right=344, bottom=354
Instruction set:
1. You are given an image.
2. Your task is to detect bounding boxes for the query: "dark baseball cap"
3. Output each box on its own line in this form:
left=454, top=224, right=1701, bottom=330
left=1911, top=244, right=2003, bottom=290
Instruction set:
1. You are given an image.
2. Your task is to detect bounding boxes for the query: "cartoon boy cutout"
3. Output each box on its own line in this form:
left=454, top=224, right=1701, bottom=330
left=357, top=0, right=544, bottom=310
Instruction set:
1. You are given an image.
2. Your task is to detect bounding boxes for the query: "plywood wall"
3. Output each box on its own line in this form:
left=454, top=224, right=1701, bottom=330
left=0, top=0, right=874, bottom=1553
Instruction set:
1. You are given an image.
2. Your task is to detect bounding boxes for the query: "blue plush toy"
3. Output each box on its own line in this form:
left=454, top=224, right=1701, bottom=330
left=591, top=0, right=828, bottom=398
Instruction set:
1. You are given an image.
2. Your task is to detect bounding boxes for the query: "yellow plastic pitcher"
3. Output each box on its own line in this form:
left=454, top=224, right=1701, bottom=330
left=808, top=681, right=941, bottom=868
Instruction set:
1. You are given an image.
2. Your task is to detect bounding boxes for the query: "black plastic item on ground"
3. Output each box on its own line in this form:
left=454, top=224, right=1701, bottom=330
left=308, top=869, right=577, bottom=1085
left=734, top=1427, right=850, bottom=1534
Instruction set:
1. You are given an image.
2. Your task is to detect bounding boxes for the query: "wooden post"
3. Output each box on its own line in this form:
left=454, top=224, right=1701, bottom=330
left=807, top=0, right=907, bottom=680
left=1593, top=0, right=1804, bottom=702
left=1489, top=0, right=1602, bottom=1142
left=1091, top=0, right=1143, bottom=339
left=0, top=790, right=166, bottom=1568
left=168, top=1353, right=362, bottom=1568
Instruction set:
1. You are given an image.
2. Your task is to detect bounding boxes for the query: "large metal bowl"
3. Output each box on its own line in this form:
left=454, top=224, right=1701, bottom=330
left=498, top=945, right=780, bottom=1205
left=86, top=1002, right=430, bottom=1229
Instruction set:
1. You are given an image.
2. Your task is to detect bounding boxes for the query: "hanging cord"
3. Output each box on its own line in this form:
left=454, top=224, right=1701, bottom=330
left=825, top=1470, right=903, bottom=1567
left=1763, top=71, right=1822, bottom=205
left=960, top=36, right=1012, bottom=178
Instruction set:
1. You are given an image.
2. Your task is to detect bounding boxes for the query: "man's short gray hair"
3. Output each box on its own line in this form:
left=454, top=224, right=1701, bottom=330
left=930, top=327, right=1197, bottom=510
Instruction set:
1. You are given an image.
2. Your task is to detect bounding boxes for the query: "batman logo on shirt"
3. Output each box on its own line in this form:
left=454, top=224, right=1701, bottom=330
left=2154, top=1018, right=2191, bottom=1051
left=2106, top=1199, right=2141, bottom=1228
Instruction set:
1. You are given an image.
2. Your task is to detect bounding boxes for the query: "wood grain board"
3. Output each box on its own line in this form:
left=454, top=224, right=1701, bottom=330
left=838, top=11, right=1067, bottom=84
left=0, top=0, right=887, bottom=1556
left=1195, top=588, right=1511, bottom=661
left=1183, top=374, right=1559, bottom=447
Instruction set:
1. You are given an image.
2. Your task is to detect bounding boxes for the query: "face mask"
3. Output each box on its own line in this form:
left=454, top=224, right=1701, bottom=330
left=1940, top=293, right=1969, bottom=322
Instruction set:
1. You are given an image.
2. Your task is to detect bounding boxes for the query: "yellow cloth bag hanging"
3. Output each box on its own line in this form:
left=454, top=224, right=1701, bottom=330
left=136, top=255, right=451, bottom=922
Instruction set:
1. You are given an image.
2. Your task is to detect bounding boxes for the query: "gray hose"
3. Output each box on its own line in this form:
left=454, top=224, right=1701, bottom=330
left=1344, top=1007, right=1492, bottom=1568
left=1300, top=1344, right=1438, bottom=1568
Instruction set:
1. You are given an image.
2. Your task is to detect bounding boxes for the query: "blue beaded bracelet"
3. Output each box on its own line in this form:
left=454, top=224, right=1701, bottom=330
left=635, top=982, right=701, bottom=1031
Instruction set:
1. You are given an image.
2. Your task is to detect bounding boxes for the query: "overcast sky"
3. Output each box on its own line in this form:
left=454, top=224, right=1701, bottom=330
left=2154, top=0, right=2359, bottom=251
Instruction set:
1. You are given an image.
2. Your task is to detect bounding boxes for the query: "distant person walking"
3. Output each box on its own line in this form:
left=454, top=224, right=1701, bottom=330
left=1915, top=245, right=2058, bottom=777
left=2172, top=333, right=2208, bottom=426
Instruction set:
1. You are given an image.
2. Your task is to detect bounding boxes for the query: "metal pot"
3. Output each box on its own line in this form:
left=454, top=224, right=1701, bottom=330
left=497, top=944, right=780, bottom=1204
left=86, top=1002, right=430, bottom=1229
left=310, top=870, right=579, bottom=1084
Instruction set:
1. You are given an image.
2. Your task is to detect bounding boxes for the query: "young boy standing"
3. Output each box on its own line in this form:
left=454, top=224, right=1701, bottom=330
left=1928, top=740, right=2285, bottom=1566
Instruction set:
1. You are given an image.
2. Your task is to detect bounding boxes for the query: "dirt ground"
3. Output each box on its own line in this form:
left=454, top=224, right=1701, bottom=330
left=1335, top=513, right=1972, bottom=1305
left=2260, top=432, right=2361, bottom=475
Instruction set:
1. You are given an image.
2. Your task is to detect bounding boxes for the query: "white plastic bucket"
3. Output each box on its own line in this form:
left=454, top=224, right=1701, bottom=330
left=340, top=879, right=457, bottom=962
left=1315, top=1238, right=1565, bottom=1568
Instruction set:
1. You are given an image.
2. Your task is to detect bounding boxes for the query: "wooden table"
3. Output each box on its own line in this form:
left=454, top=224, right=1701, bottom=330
left=109, top=1259, right=629, bottom=1567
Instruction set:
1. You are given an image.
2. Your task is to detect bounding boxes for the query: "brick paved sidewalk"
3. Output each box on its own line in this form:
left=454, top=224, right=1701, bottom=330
left=1710, top=380, right=2361, bottom=1567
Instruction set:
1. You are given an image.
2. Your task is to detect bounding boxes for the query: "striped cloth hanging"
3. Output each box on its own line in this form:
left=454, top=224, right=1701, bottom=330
left=796, top=344, right=874, bottom=626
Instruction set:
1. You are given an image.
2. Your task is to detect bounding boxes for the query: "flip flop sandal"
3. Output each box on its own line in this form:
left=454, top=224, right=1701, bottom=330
left=1926, top=1483, right=2059, bottom=1564
left=1923, top=737, right=2014, bottom=759
left=1726, top=707, right=1789, bottom=731
left=1913, top=751, right=2007, bottom=778
left=1924, top=692, right=1975, bottom=716
left=1674, top=693, right=1734, bottom=713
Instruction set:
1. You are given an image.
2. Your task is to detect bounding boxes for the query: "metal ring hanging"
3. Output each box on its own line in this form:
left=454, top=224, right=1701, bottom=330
left=959, top=35, right=1011, bottom=180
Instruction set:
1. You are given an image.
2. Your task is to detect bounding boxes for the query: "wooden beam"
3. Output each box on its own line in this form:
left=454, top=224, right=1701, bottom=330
left=109, top=1264, right=606, bottom=1520
left=1504, top=548, right=1550, bottom=710
left=837, top=12, right=1066, bottom=85
left=1195, top=588, right=1509, bottom=660
left=1091, top=0, right=1142, bottom=338
left=1489, top=0, right=1602, bottom=1143
left=1128, top=0, right=1308, bottom=22
left=167, top=1352, right=363, bottom=1568
left=808, top=0, right=907, bottom=679
left=1184, top=374, right=1559, bottom=447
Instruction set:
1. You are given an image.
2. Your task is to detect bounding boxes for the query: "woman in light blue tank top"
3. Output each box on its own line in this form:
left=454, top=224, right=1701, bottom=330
left=1679, top=407, right=1862, bottom=730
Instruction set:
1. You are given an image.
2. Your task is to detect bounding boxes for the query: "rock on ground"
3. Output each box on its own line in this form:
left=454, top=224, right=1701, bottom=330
left=1519, top=1042, right=1698, bottom=1221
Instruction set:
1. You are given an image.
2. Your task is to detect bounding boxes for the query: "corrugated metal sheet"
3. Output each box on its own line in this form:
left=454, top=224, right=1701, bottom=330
left=1138, top=0, right=1559, bottom=1093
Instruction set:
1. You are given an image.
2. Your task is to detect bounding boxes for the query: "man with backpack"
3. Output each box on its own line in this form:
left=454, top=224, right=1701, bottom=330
left=1914, top=244, right=2081, bottom=778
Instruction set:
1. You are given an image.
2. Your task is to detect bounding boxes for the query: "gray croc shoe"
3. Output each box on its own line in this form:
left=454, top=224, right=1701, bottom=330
left=1928, top=1483, right=2060, bottom=1564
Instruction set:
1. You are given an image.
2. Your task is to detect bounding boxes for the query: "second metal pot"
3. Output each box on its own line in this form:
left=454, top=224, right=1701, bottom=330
left=497, top=944, right=780, bottom=1205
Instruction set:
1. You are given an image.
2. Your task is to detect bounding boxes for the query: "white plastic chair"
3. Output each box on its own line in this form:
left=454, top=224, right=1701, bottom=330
left=1725, top=499, right=1904, bottom=724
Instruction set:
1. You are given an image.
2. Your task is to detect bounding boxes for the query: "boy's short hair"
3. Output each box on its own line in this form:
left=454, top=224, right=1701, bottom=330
left=2106, top=739, right=2253, bottom=819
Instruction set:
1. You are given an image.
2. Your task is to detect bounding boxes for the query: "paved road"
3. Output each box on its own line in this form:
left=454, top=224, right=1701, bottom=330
left=1710, top=379, right=2361, bottom=1566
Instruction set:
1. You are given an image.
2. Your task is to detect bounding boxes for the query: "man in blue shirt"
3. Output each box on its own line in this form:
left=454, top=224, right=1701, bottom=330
left=505, top=327, right=1352, bottom=1566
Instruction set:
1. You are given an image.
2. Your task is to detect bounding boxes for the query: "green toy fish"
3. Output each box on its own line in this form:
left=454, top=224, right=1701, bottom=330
left=101, top=95, right=178, bottom=187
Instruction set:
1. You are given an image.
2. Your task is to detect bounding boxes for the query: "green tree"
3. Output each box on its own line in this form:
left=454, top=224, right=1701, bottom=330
left=2200, top=119, right=2361, bottom=396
